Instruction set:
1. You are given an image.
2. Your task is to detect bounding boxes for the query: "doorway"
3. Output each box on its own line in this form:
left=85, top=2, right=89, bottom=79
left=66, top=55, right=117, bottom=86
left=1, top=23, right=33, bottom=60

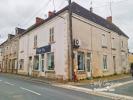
left=28, top=57, right=32, bottom=76
left=86, top=53, right=91, bottom=78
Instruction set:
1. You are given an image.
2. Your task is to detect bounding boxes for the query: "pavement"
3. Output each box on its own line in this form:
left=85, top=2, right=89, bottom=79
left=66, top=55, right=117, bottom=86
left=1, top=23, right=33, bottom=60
left=55, top=76, right=133, bottom=100
left=0, top=73, right=112, bottom=100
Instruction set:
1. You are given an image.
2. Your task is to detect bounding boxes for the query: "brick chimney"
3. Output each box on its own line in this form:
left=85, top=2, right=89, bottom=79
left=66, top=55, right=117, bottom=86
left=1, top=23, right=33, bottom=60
left=36, top=17, right=44, bottom=24
left=15, top=27, right=25, bottom=35
left=48, top=11, right=55, bottom=17
left=106, top=16, right=112, bottom=23
left=8, top=34, right=15, bottom=40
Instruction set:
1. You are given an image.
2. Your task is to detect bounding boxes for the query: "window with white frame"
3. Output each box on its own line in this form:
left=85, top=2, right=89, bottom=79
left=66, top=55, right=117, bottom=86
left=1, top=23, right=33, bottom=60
left=19, top=59, right=24, bottom=69
left=34, top=35, right=37, bottom=48
left=77, top=52, right=85, bottom=70
left=112, top=37, right=116, bottom=49
left=102, top=34, right=107, bottom=48
left=103, top=55, right=108, bottom=70
left=49, top=27, right=54, bottom=43
left=47, top=52, right=54, bottom=70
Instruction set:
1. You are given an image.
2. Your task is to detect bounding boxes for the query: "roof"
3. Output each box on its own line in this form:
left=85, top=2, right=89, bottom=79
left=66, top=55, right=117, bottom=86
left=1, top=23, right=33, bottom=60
left=15, top=27, right=26, bottom=35
left=71, top=3, right=128, bottom=38
left=21, top=2, right=129, bottom=38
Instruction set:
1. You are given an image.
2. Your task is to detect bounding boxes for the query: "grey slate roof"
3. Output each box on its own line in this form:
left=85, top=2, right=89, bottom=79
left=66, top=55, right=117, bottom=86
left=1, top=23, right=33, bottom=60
left=22, top=2, right=128, bottom=38
left=71, top=2, right=128, bottom=38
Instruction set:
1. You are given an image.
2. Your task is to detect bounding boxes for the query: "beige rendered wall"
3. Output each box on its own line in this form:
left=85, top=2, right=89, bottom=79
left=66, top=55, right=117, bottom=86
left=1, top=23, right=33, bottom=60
left=72, top=14, right=128, bottom=79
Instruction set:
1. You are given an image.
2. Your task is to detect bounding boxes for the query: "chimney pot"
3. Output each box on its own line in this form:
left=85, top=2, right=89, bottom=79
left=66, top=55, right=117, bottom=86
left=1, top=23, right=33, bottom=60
left=48, top=11, right=55, bottom=17
left=106, top=16, right=112, bottom=23
left=36, top=17, right=44, bottom=24
left=90, top=7, right=93, bottom=13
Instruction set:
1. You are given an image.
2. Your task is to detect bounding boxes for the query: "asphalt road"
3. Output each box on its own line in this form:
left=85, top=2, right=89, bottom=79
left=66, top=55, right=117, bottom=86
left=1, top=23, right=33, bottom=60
left=0, top=74, right=112, bottom=100
left=109, top=82, right=133, bottom=97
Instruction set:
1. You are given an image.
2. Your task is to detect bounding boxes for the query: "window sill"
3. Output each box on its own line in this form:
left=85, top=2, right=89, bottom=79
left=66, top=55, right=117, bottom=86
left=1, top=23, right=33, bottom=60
left=103, top=69, right=108, bottom=72
left=102, top=46, right=107, bottom=48
left=121, top=50, right=125, bottom=52
left=20, top=51, right=24, bottom=53
left=45, top=70, right=55, bottom=73
left=49, top=41, right=55, bottom=44
left=33, top=46, right=38, bottom=49
left=111, top=48, right=116, bottom=50
left=77, top=70, right=86, bottom=74
left=33, top=70, right=39, bottom=72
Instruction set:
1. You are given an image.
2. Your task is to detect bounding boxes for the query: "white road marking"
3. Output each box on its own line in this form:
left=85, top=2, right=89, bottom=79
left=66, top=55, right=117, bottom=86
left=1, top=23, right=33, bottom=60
left=110, top=80, right=133, bottom=88
left=4, top=82, right=15, bottom=86
left=54, top=84, right=133, bottom=100
left=20, top=87, right=41, bottom=96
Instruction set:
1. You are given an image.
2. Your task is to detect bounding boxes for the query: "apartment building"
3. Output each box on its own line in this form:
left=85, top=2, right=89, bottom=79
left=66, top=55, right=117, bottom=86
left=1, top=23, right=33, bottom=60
left=17, top=2, right=129, bottom=80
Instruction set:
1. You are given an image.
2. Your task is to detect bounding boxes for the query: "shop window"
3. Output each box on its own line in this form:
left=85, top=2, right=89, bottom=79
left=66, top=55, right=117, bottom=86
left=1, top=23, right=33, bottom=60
left=49, top=27, right=54, bottom=43
left=33, top=55, right=39, bottom=70
left=77, top=52, right=85, bottom=70
left=47, top=52, right=54, bottom=70
left=41, top=54, right=44, bottom=72
left=19, top=59, right=24, bottom=69
left=103, top=55, right=108, bottom=70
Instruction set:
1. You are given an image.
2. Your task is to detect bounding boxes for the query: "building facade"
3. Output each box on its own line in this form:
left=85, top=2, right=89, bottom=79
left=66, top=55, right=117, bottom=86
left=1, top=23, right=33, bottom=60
left=1, top=3, right=129, bottom=80
left=0, top=28, right=25, bottom=73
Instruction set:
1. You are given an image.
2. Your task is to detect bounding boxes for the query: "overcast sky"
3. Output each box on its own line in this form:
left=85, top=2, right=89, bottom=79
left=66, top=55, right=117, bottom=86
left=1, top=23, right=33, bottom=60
left=0, top=0, right=132, bottom=52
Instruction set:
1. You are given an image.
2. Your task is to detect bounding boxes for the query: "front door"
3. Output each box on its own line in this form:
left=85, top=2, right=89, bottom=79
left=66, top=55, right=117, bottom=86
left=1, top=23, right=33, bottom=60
left=86, top=53, right=91, bottom=78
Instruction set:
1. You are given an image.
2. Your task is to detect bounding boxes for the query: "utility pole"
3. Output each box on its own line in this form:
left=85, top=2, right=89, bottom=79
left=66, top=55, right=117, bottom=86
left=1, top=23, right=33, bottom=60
left=110, top=0, right=112, bottom=16
left=68, top=0, right=74, bottom=81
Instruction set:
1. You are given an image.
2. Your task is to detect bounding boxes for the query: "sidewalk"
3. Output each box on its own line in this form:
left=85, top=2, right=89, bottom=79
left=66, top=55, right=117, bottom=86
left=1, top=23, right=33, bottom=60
left=67, top=73, right=131, bottom=86
left=0, top=72, right=55, bottom=84
left=0, top=72, right=131, bottom=85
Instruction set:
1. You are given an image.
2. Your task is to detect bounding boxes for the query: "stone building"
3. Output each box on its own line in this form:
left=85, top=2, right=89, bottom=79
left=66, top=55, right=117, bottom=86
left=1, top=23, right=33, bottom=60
left=0, top=28, right=25, bottom=73
left=18, top=2, right=129, bottom=80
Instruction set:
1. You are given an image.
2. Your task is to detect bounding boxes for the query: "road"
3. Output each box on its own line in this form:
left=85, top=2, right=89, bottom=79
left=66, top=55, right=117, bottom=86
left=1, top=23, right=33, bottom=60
left=0, top=74, right=112, bottom=100
left=109, top=82, right=133, bottom=97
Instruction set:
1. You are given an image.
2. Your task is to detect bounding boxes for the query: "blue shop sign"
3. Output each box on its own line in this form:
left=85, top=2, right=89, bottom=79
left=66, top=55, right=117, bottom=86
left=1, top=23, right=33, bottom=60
left=36, top=45, right=51, bottom=54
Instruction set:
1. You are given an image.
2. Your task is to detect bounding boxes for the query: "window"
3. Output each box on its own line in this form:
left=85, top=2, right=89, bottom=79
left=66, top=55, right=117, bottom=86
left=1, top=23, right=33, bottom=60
left=0, top=49, right=1, bottom=55
left=33, top=55, right=39, bottom=70
left=103, top=55, right=107, bottom=70
left=19, top=59, right=24, bottom=69
left=49, top=27, right=54, bottom=43
left=112, top=37, right=116, bottom=49
left=77, top=52, right=85, bottom=70
left=121, top=41, right=124, bottom=49
left=86, top=53, right=91, bottom=72
left=41, top=54, right=44, bottom=72
left=102, top=34, right=107, bottom=48
left=47, top=53, right=54, bottom=70
left=34, top=35, right=37, bottom=48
